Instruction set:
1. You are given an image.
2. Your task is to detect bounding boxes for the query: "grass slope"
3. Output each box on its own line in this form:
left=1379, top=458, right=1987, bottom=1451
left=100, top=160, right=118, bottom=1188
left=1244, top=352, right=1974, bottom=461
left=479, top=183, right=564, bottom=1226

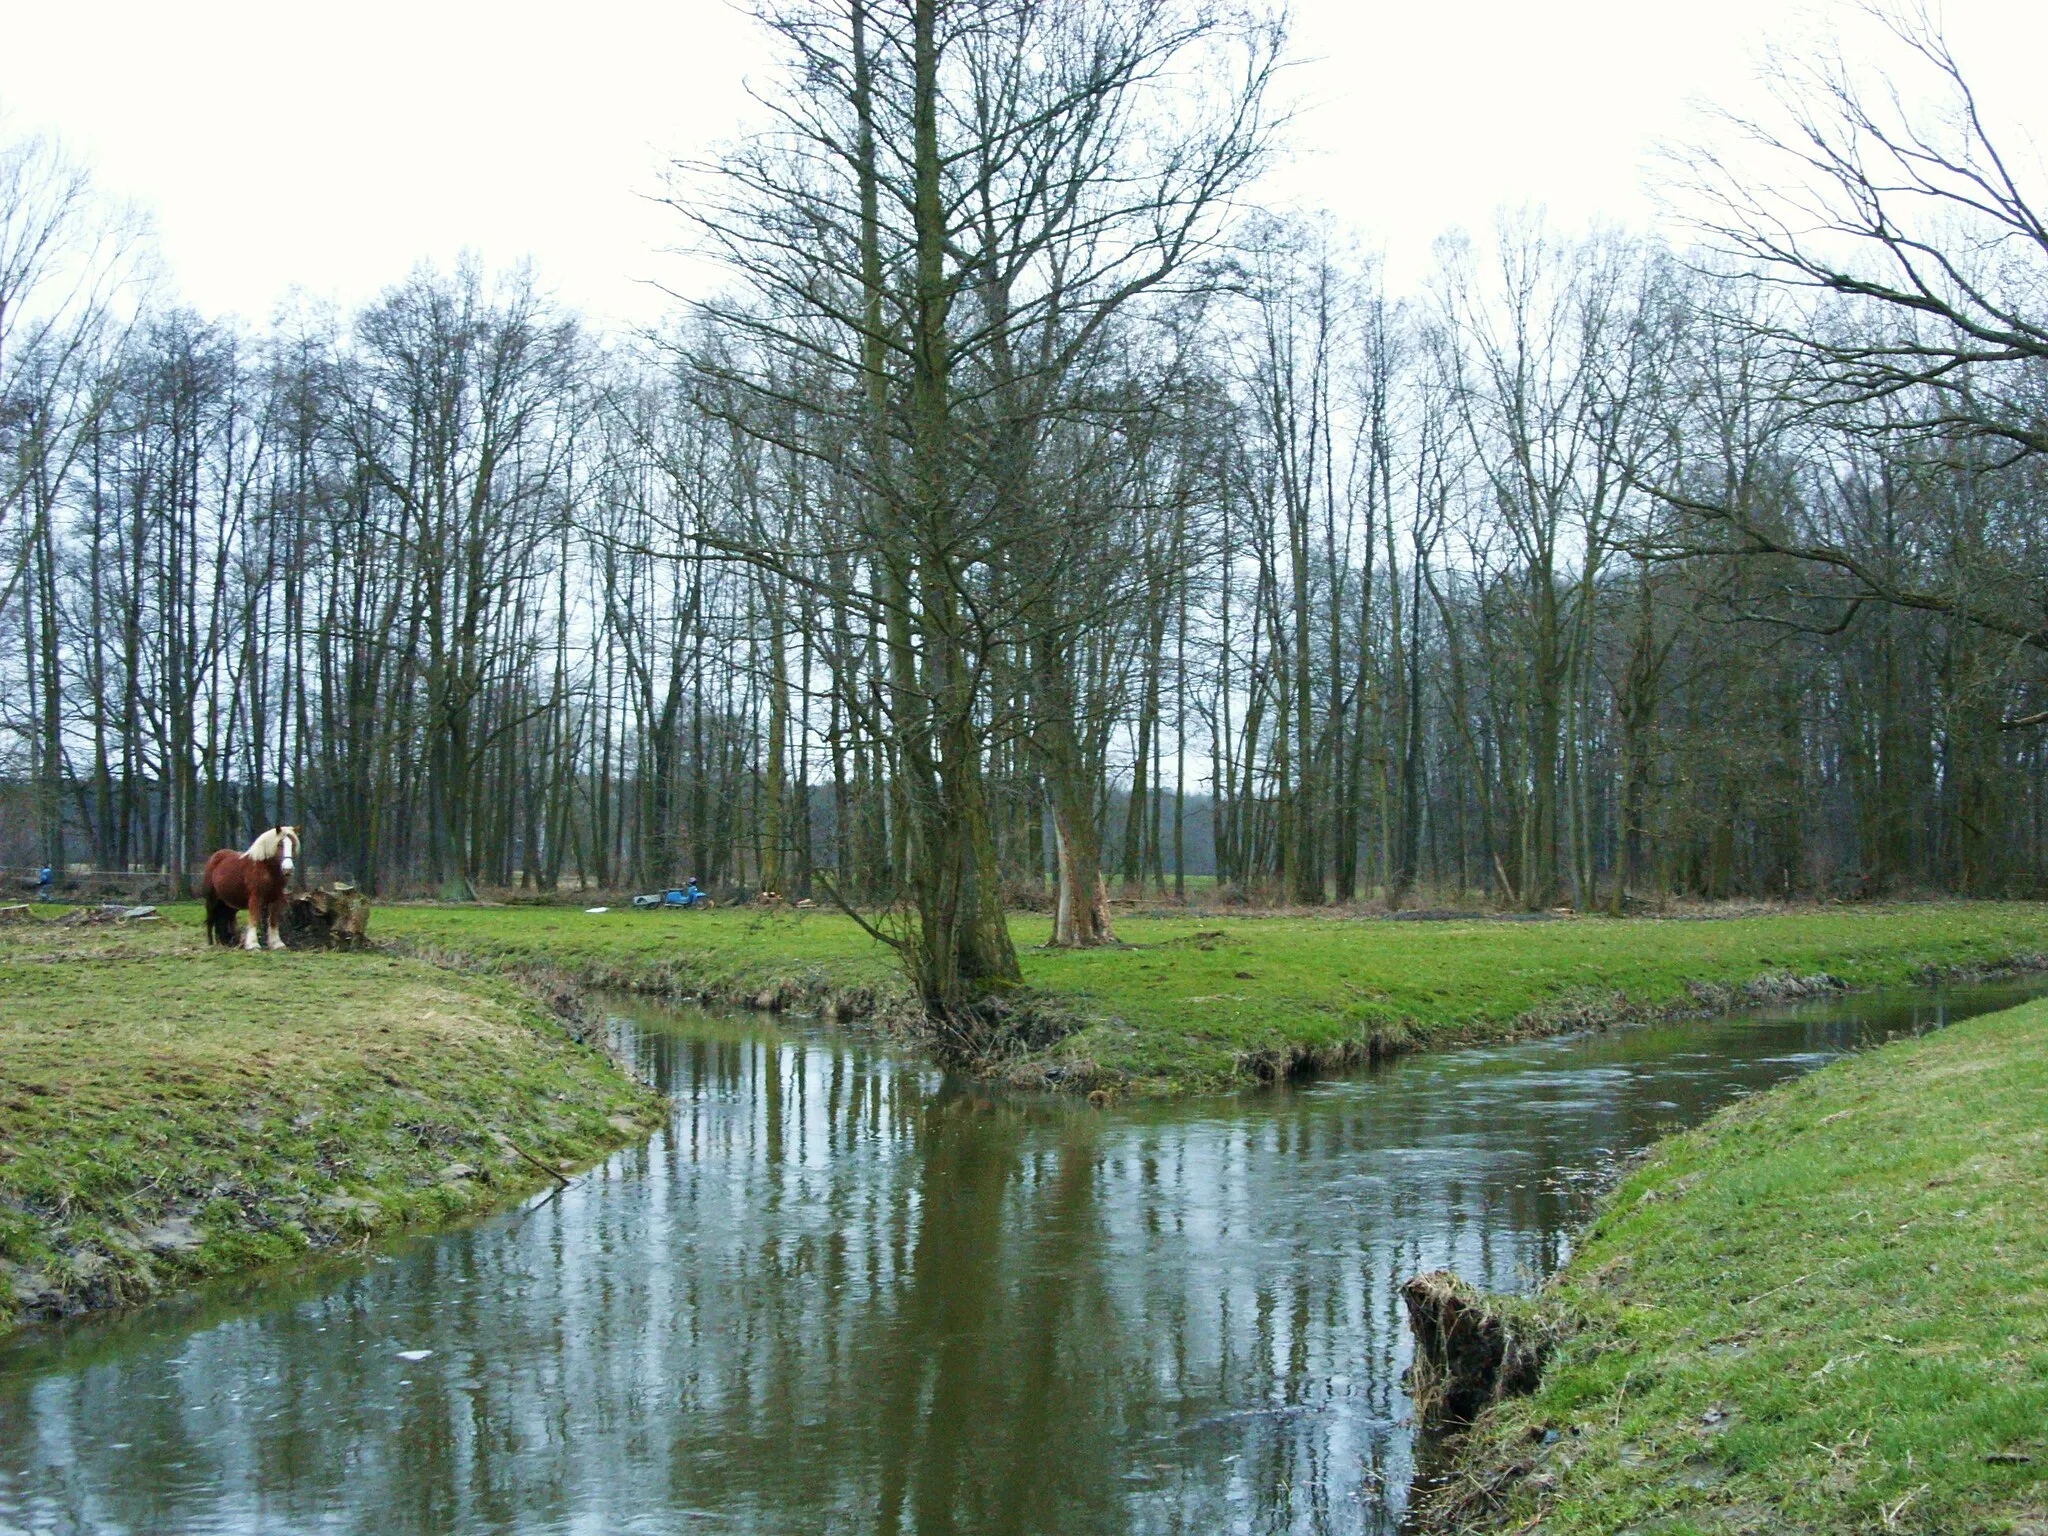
left=379, top=900, right=905, bottom=1007
left=0, top=915, right=664, bottom=1333
left=380, top=900, right=2048, bottom=1093
left=1422, top=996, right=2048, bottom=1536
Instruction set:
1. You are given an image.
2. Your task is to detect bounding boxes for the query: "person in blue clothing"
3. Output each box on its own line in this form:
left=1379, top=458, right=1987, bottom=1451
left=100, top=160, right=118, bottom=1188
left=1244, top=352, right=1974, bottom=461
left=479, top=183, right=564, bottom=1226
left=683, top=877, right=706, bottom=908
left=37, top=865, right=53, bottom=902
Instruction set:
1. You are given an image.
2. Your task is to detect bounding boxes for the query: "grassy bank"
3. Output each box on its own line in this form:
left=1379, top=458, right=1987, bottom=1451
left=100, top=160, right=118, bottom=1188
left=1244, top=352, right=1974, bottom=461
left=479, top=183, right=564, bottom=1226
left=1417, top=995, right=2048, bottom=1536
left=379, top=900, right=906, bottom=1013
left=377, top=900, right=2048, bottom=1093
left=0, top=914, right=664, bottom=1333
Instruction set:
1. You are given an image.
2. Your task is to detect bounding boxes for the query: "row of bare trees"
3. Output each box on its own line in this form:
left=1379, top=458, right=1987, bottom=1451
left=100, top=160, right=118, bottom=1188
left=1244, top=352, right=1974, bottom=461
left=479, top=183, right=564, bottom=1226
left=4, top=2, right=2046, bottom=1012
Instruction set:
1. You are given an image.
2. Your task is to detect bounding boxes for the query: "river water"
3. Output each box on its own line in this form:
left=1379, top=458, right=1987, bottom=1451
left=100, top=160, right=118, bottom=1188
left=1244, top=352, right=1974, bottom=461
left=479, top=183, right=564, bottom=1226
left=3, top=979, right=2043, bottom=1536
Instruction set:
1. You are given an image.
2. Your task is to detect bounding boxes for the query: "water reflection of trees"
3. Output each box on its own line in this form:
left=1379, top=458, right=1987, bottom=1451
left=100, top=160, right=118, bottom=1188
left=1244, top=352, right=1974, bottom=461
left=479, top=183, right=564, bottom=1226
left=3, top=992, right=1997, bottom=1536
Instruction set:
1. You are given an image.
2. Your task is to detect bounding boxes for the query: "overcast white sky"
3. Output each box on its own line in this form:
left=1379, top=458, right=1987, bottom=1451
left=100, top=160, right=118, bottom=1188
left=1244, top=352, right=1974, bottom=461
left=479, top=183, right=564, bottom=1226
left=4, top=0, right=2044, bottom=330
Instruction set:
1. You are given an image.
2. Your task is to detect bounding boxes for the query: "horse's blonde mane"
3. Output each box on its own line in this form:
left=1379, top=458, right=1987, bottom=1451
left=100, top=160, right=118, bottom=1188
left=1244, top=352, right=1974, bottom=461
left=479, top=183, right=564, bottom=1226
left=244, top=826, right=300, bottom=861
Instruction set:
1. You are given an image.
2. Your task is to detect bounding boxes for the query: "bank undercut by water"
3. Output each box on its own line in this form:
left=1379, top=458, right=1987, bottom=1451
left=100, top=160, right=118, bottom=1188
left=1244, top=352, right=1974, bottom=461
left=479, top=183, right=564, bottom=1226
left=0, top=914, right=665, bottom=1334
left=1412, top=995, right=2048, bottom=1535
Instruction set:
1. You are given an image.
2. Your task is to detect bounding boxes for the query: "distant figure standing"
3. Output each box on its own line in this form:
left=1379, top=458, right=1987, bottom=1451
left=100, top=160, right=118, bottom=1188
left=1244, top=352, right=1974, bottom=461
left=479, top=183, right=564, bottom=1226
left=36, top=865, right=52, bottom=903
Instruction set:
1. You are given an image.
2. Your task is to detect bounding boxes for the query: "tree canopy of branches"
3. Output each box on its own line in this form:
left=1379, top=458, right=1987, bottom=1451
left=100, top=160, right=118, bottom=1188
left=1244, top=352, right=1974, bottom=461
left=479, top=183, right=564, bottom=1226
left=4, top=2, right=2046, bottom=1022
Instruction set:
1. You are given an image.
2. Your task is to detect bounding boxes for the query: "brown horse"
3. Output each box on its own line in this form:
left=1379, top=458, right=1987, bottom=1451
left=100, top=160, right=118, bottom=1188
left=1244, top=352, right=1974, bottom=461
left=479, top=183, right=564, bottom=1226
left=201, top=826, right=301, bottom=950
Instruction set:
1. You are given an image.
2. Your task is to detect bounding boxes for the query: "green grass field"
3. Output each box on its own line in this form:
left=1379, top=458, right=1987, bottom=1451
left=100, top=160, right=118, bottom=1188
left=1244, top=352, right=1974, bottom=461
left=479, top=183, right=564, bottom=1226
left=1423, top=994, right=2048, bottom=1536
left=0, top=915, right=662, bottom=1332
left=375, top=900, right=2048, bottom=1093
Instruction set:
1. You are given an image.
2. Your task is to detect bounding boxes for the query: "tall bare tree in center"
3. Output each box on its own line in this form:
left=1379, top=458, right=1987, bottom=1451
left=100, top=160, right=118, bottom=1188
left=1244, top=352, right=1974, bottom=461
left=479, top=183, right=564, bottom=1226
left=679, top=0, right=1282, bottom=1006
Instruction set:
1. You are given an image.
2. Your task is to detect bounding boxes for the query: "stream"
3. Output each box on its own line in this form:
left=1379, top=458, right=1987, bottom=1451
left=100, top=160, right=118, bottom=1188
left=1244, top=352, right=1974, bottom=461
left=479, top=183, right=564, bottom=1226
left=3, top=978, right=2044, bottom=1535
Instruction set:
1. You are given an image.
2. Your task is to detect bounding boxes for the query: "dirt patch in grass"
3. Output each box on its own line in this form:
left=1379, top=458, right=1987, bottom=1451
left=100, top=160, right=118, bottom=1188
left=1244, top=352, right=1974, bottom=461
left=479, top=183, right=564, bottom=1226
left=0, top=914, right=664, bottom=1334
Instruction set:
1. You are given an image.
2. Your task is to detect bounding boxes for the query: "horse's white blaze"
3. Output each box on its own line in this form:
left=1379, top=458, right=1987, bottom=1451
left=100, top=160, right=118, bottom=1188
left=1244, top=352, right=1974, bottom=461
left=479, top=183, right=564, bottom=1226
left=244, top=826, right=302, bottom=868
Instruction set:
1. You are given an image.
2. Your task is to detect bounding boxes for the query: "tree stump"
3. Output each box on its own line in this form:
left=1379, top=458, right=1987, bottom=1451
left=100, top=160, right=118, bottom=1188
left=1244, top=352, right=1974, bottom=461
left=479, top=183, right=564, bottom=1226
left=280, top=884, right=371, bottom=951
left=1401, top=1270, right=1548, bottom=1431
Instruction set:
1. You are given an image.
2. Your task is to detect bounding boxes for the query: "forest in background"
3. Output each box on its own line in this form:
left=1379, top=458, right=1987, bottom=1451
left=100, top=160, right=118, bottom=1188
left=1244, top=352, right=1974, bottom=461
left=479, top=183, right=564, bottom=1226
left=4, top=2, right=2046, bottom=1008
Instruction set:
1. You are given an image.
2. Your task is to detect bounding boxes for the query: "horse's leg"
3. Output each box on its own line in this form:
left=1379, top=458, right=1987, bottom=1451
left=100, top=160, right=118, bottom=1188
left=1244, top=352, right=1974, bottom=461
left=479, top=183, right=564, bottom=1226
left=266, top=887, right=286, bottom=950
left=242, top=892, right=262, bottom=950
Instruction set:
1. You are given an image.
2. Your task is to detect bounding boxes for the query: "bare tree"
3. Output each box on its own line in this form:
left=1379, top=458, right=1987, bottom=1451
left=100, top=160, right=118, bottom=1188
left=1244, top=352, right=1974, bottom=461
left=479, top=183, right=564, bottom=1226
left=1667, top=5, right=2048, bottom=728
left=672, top=0, right=1283, bottom=1010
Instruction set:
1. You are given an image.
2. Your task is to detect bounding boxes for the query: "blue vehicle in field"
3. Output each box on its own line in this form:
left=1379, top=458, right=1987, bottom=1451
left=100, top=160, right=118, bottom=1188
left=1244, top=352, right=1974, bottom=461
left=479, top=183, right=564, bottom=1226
left=632, top=879, right=714, bottom=911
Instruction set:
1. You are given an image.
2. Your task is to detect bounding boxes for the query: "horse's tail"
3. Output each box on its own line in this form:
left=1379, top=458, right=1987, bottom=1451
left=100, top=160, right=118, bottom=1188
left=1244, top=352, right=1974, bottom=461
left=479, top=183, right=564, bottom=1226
left=203, top=888, right=234, bottom=946
left=199, top=854, right=238, bottom=946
